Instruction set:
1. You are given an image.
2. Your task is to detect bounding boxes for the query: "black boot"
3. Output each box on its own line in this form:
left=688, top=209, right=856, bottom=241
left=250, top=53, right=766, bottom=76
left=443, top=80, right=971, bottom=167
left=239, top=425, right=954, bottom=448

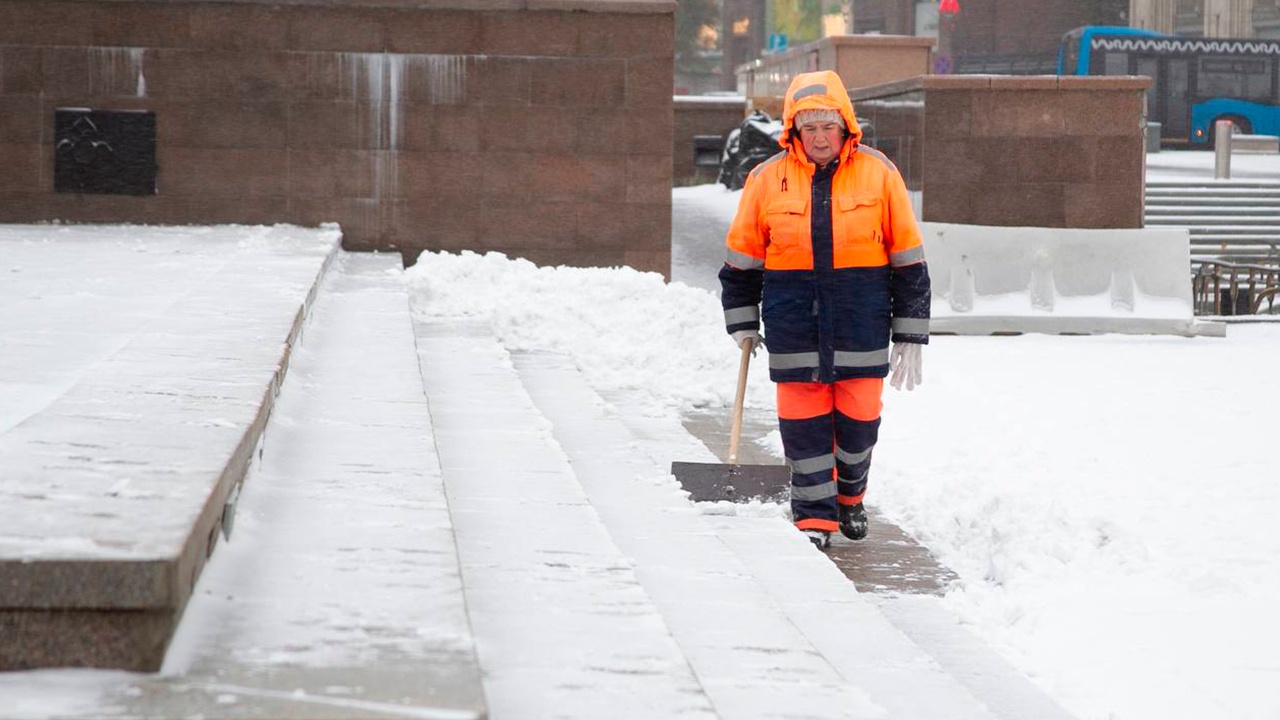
left=801, top=529, right=831, bottom=550
left=838, top=502, right=868, bottom=541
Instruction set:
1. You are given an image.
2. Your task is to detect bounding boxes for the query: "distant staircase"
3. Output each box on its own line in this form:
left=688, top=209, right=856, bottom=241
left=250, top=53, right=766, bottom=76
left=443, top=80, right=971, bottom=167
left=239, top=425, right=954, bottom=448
left=1144, top=180, right=1280, bottom=264
left=1144, top=181, right=1280, bottom=314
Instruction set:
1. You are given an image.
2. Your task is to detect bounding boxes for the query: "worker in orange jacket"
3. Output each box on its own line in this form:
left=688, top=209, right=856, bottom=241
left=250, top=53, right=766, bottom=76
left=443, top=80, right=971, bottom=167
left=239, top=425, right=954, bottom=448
left=719, top=70, right=930, bottom=550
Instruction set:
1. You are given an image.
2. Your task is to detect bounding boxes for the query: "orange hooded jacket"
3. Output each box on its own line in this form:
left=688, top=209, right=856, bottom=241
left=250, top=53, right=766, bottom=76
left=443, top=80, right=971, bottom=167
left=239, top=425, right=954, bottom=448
left=719, top=70, right=930, bottom=384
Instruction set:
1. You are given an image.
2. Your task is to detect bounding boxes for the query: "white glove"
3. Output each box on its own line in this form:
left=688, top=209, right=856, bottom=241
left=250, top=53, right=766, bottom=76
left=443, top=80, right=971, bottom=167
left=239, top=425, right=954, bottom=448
left=889, top=342, right=923, bottom=391
left=731, top=329, right=761, bottom=355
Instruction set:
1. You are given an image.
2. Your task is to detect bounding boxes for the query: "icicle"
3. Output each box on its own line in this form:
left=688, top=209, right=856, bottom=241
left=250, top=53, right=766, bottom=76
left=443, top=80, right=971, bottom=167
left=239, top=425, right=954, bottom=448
left=132, top=48, right=146, bottom=97
left=340, top=53, right=384, bottom=149
left=425, top=54, right=466, bottom=105
left=88, top=47, right=146, bottom=98
left=388, top=54, right=403, bottom=152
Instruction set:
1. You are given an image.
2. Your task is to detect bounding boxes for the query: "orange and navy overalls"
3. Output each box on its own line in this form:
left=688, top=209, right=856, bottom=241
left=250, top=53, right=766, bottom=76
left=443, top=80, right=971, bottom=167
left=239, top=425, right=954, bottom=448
left=719, top=70, right=931, bottom=534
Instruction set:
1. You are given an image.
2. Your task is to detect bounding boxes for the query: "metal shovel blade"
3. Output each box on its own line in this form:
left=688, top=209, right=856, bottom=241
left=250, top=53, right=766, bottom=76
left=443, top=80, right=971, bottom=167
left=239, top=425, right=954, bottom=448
left=670, top=461, right=791, bottom=503
left=674, top=339, right=791, bottom=503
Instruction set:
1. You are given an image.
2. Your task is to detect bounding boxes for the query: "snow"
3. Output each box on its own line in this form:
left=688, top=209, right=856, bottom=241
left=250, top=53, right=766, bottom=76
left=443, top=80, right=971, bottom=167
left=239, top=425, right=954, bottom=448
left=408, top=153, right=1280, bottom=719
left=410, top=228, right=1280, bottom=719
left=1144, top=147, right=1280, bottom=182
left=2, top=149, right=1280, bottom=719
left=674, top=94, right=748, bottom=104
left=0, top=223, right=338, bottom=562
left=410, top=251, right=753, bottom=412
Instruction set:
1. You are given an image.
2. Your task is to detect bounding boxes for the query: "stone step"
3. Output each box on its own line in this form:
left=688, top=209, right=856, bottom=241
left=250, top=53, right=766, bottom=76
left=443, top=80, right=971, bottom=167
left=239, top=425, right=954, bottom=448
left=1145, top=212, right=1280, bottom=221
left=1146, top=203, right=1280, bottom=211
left=1146, top=192, right=1280, bottom=199
left=412, top=321, right=720, bottom=719
left=513, top=353, right=888, bottom=719
left=1145, top=198, right=1280, bottom=207
left=1177, top=237, right=1280, bottom=248
left=1146, top=181, right=1280, bottom=190
left=869, top=595, right=1080, bottom=720
left=1146, top=205, right=1280, bottom=214
left=514, top=351, right=1042, bottom=720
left=1147, top=226, right=1280, bottom=236
left=1144, top=183, right=1280, bottom=263
left=1145, top=192, right=1280, bottom=200
left=1147, top=210, right=1280, bottom=220
left=1145, top=201, right=1280, bottom=210
left=0, top=225, right=338, bottom=672
left=1190, top=250, right=1280, bottom=263
left=88, top=252, right=488, bottom=718
left=1174, top=243, right=1277, bottom=254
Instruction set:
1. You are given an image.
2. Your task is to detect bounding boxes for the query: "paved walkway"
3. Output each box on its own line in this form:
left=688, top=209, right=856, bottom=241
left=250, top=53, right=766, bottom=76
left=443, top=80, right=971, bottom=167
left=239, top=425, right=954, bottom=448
left=121, top=254, right=487, bottom=718
left=0, top=221, right=1077, bottom=719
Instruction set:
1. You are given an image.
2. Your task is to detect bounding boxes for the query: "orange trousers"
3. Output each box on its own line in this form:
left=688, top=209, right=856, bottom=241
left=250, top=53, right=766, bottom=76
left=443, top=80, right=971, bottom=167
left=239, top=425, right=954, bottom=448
left=777, top=378, right=882, bottom=533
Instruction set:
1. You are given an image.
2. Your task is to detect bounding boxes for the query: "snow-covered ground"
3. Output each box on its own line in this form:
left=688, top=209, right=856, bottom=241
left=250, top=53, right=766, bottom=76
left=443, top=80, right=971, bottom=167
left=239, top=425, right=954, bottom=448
left=628, top=149, right=1280, bottom=719
left=409, top=240, right=1280, bottom=720
left=2, top=149, right=1279, bottom=720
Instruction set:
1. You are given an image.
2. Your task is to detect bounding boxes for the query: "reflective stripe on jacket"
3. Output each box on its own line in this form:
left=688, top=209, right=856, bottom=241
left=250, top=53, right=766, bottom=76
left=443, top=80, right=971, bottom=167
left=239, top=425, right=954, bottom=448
left=720, top=70, right=931, bottom=384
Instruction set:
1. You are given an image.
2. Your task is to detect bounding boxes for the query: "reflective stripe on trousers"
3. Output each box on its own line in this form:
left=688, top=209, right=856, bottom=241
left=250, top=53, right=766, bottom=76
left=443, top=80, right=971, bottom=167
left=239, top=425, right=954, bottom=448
left=777, top=378, right=882, bottom=531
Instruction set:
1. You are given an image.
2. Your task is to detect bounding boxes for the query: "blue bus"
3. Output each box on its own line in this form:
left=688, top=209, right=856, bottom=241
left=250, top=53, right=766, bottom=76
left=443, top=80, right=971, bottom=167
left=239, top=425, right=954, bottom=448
left=1059, top=26, right=1280, bottom=147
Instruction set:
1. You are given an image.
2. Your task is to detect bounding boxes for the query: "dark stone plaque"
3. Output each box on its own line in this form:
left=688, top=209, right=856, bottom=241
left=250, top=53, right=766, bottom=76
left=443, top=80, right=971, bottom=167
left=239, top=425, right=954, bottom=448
left=54, top=109, right=157, bottom=195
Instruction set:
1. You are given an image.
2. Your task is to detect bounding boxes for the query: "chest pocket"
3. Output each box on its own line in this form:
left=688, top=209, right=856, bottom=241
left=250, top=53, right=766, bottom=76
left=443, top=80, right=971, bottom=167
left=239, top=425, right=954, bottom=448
left=836, top=193, right=883, bottom=245
left=764, top=197, right=810, bottom=266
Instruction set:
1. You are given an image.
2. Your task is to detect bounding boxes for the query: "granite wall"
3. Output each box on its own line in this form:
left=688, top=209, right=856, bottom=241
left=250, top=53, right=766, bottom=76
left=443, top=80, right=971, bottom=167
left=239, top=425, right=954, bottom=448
left=672, top=95, right=746, bottom=186
left=850, top=75, right=1151, bottom=229
left=0, top=0, right=675, bottom=273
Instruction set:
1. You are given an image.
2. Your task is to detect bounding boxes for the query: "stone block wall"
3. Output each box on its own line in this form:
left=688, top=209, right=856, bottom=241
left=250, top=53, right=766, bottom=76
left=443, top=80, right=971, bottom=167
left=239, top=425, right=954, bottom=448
left=850, top=74, right=1151, bottom=229
left=0, top=0, right=675, bottom=274
left=672, top=95, right=746, bottom=186
left=851, top=92, right=924, bottom=191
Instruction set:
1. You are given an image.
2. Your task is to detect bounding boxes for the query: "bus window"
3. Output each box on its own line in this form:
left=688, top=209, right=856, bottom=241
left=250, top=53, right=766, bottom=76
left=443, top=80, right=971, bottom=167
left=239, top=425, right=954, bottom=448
left=1197, top=57, right=1273, bottom=100
left=1062, top=42, right=1080, bottom=74
left=1167, top=59, right=1190, bottom=139
left=1059, top=26, right=1280, bottom=145
left=1059, top=44, right=1080, bottom=73
left=1104, top=52, right=1130, bottom=76
left=1059, top=27, right=1085, bottom=73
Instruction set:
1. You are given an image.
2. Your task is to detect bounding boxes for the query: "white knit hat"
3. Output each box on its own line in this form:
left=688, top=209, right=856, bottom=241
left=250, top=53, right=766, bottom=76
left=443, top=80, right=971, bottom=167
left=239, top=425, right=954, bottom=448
left=794, top=108, right=846, bottom=129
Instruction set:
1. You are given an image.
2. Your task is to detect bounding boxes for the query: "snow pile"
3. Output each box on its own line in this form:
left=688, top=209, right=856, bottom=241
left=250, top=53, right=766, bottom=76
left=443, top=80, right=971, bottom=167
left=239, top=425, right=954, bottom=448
left=407, top=250, right=774, bottom=412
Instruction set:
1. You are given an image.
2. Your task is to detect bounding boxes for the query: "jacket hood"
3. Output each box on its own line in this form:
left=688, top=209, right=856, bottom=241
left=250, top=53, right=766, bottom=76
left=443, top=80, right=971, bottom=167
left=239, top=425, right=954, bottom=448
left=779, top=70, right=861, bottom=157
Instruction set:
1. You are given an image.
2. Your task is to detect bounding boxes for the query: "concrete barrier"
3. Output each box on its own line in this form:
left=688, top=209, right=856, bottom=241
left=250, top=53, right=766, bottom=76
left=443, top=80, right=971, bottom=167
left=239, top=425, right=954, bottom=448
left=921, top=222, right=1225, bottom=336
left=1233, top=134, right=1280, bottom=153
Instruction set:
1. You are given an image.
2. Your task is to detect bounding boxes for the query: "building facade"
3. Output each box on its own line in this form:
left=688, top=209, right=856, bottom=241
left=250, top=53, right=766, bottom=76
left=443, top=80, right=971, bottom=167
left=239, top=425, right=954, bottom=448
left=852, top=0, right=1127, bottom=73
left=1132, top=0, right=1280, bottom=38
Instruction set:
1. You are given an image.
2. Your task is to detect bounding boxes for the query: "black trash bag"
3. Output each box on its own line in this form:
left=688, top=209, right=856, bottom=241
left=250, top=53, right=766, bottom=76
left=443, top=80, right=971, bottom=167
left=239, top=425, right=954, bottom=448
left=718, top=110, right=783, bottom=191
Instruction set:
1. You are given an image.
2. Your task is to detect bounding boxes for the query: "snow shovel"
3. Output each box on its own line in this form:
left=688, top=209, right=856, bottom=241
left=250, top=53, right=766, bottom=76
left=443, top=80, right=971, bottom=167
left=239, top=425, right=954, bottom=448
left=671, top=337, right=791, bottom=502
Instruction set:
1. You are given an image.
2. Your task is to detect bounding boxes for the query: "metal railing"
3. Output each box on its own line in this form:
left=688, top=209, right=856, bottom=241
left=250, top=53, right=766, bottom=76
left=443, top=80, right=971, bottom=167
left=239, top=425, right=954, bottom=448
left=1192, top=260, right=1280, bottom=315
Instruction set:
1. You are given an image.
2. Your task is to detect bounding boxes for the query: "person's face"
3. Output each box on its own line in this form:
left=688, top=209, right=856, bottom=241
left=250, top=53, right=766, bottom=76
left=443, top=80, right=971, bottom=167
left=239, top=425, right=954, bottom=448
left=797, top=120, right=844, bottom=166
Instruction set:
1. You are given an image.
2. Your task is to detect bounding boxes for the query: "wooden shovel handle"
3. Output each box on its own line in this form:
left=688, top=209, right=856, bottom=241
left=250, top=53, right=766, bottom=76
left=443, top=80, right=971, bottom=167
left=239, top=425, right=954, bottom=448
left=728, top=337, right=753, bottom=465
